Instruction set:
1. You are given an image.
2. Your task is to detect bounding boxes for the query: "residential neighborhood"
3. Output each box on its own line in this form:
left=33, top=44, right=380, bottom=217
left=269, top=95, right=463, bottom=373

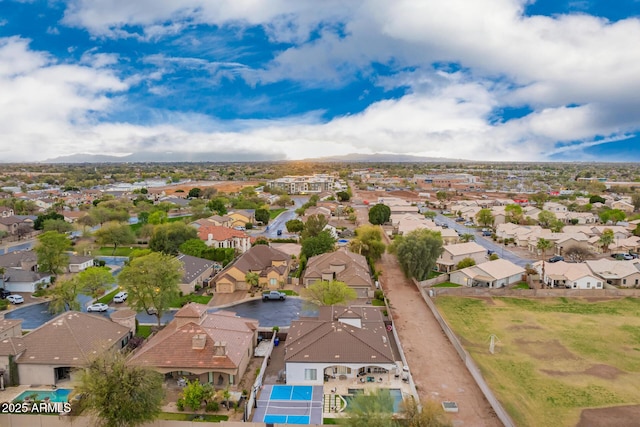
left=0, top=162, right=639, bottom=427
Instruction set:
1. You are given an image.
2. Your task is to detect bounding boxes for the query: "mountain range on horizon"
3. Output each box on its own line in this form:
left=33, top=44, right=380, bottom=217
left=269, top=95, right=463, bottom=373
left=37, top=152, right=466, bottom=164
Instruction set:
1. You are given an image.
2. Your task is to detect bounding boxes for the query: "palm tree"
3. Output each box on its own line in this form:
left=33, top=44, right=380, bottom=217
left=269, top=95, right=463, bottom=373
left=598, top=229, right=615, bottom=253
left=536, top=238, right=553, bottom=259
left=459, top=233, right=475, bottom=243
left=245, top=272, right=260, bottom=291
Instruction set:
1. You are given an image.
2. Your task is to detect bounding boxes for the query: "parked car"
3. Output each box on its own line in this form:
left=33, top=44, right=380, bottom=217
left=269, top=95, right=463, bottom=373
left=0, top=289, right=11, bottom=299
left=113, top=291, right=128, bottom=303
left=482, top=230, right=493, bottom=236
left=277, top=229, right=283, bottom=236
left=7, top=295, right=24, bottom=304
left=548, top=256, right=564, bottom=263
left=455, top=217, right=465, bottom=222
left=87, top=303, right=109, bottom=312
left=262, top=290, right=287, bottom=301
left=464, top=221, right=475, bottom=226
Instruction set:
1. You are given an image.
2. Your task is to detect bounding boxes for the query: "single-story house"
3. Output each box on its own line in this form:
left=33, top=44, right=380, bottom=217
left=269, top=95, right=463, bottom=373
left=176, top=254, right=215, bottom=294
left=227, top=210, right=255, bottom=227
left=285, top=306, right=396, bottom=385
left=0, top=250, right=38, bottom=271
left=533, top=261, right=603, bottom=289
left=127, top=303, right=258, bottom=388
left=450, top=259, right=525, bottom=288
left=68, top=255, right=95, bottom=273
left=586, top=259, right=640, bottom=288
left=5, top=312, right=132, bottom=385
left=1, top=268, right=51, bottom=293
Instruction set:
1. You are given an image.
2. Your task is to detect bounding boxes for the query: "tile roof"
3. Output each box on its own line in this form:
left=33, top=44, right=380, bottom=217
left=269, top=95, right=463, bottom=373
left=0, top=337, right=25, bottom=357
left=285, top=306, right=394, bottom=364
left=0, top=250, right=37, bottom=268
left=303, top=249, right=373, bottom=288
left=16, top=312, right=130, bottom=366
left=176, top=254, right=214, bottom=284
left=443, top=242, right=486, bottom=256
left=197, top=225, right=248, bottom=242
left=228, top=245, right=289, bottom=274
left=3, top=267, right=50, bottom=283
left=128, top=305, right=258, bottom=371
left=0, top=318, right=22, bottom=335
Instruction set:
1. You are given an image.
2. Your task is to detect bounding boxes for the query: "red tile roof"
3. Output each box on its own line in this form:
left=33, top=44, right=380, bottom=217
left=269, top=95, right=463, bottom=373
left=198, top=225, right=248, bottom=241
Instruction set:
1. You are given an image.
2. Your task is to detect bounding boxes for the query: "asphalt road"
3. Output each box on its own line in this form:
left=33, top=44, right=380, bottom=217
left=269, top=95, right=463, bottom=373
left=0, top=239, right=35, bottom=255
left=257, top=196, right=308, bottom=239
left=434, top=212, right=534, bottom=267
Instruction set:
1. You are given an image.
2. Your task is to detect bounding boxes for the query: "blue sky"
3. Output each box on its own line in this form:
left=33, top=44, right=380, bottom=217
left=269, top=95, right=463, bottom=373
left=1, top=0, right=640, bottom=162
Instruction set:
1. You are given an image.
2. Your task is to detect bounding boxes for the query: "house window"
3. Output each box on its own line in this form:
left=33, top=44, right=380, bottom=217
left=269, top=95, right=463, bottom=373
left=597, top=282, right=602, bottom=288
left=623, top=279, right=627, bottom=285
left=304, top=369, right=317, bottom=381
left=586, top=282, right=591, bottom=288
left=270, top=278, right=277, bottom=286
left=636, top=279, right=639, bottom=285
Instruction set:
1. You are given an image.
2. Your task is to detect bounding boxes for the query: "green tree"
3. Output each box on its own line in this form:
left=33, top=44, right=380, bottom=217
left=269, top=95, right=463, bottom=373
left=34, top=212, right=65, bottom=230
left=286, top=219, right=304, bottom=233
left=188, top=187, right=202, bottom=198
left=598, top=228, right=615, bottom=253
left=368, top=204, right=391, bottom=225
left=245, top=272, right=260, bottom=290
left=42, top=218, right=74, bottom=233
left=301, top=230, right=336, bottom=258
left=401, top=397, right=453, bottom=427
left=207, top=198, right=228, bottom=215
left=349, top=225, right=386, bottom=262
left=475, top=208, right=494, bottom=227
left=536, top=238, right=553, bottom=258
left=76, top=266, right=113, bottom=299
left=300, top=280, right=357, bottom=306
left=47, top=277, right=81, bottom=313
left=436, top=191, right=448, bottom=202
left=550, top=219, right=565, bottom=233
left=255, top=208, right=270, bottom=225
left=302, top=214, right=329, bottom=239
left=181, top=380, right=213, bottom=411
left=459, top=233, right=475, bottom=243
left=632, top=193, right=640, bottom=211
left=35, top=231, right=70, bottom=275
left=94, top=222, right=136, bottom=255
left=456, top=257, right=476, bottom=270
left=424, top=210, right=437, bottom=220
left=336, top=191, right=350, bottom=202
left=530, top=191, right=549, bottom=206
left=599, top=208, right=626, bottom=224
left=395, top=229, right=444, bottom=280
left=276, top=194, right=292, bottom=207
left=76, top=351, right=164, bottom=427
left=589, top=195, right=606, bottom=204
left=149, top=222, right=198, bottom=255
left=148, top=211, right=168, bottom=225
left=117, top=252, right=183, bottom=326
left=179, top=239, right=208, bottom=258
left=343, top=388, right=395, bottom=427
left=537, top=210, right=557, bottom=228
left=505, top=204, right=523, bottom=224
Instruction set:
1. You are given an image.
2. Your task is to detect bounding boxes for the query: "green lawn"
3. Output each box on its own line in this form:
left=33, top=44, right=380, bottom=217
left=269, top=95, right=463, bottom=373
left=281, top=290, right=299, bottom=296
left=96, top=246, right=135, bottom=256
left=136, top=325, right=152, bottom=339
left=269, top=208, right=287, bottom=219
left=427, top=270, right=443, bottom=279
left=158, top=412, right=228, bottom=422
left=372, top=299, right=386, bottom=306
left=435, top=296, right=640, bottom=427
left=512, top=282, right=530, bottom=289
left=167, top=293, right=212, bottom=308
left=431, top=282, right=461, bottom=288
left=96, top=288, right=121, bottom=304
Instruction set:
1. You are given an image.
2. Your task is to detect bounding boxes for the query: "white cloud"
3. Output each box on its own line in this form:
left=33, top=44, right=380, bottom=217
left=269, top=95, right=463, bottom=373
left=3, top=1, right=640, bottom=161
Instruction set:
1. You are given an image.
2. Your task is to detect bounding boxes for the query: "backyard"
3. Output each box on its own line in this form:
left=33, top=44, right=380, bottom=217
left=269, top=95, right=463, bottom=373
left=435, top=296, right=640, bottom=427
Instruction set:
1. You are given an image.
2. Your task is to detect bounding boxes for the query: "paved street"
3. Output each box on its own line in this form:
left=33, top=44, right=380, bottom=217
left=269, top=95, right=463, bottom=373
left=255, top=196, right=307, bottom=239
left=434, top=213, right=534, bottom=267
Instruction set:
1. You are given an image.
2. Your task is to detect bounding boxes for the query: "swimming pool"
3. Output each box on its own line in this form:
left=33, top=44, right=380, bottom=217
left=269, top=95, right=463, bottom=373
left=343, top=388, right=403, bottom=413
left=13, top=389, right=72, bottom=403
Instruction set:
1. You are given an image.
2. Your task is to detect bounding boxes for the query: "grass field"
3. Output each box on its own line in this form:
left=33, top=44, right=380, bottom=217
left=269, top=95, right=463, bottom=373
left=269, top=208, right=287, bottom=219
left=96, top=246, right=135, bottom=256
left=435, top=296, right=640, bottom=427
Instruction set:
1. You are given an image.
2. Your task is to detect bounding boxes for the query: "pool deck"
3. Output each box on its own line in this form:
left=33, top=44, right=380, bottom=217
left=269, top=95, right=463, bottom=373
left=0, top=384, right=61, bottom=402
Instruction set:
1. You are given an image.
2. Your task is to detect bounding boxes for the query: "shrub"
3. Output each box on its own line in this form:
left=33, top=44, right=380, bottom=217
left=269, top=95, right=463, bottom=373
left=0, top=299, right=8, bottom=311
left=206, top=401, right=219, bottom=412
left=195, top=285, right=201, bottom=292
left=374, top=290, right=384, bottom=300
left=176, top=398, right=185, bottom=411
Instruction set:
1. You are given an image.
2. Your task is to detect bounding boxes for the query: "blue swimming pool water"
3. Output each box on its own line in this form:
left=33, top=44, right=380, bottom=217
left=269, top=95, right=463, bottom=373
left=13, top=389, right=72, bottom=403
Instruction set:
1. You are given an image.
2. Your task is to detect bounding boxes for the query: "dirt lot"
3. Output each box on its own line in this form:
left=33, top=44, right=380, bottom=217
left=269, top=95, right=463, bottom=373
left=152, top=180, right=260, bottom=196
left=376, top=250, right=501, bottom=427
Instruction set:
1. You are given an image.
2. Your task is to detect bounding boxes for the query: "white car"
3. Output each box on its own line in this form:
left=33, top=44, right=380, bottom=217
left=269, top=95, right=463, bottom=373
left=87, top=303, right=109, bottom=312
left=7, top=295, right=24, bottom=304
left=113, top=291, right=128, bottom=303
